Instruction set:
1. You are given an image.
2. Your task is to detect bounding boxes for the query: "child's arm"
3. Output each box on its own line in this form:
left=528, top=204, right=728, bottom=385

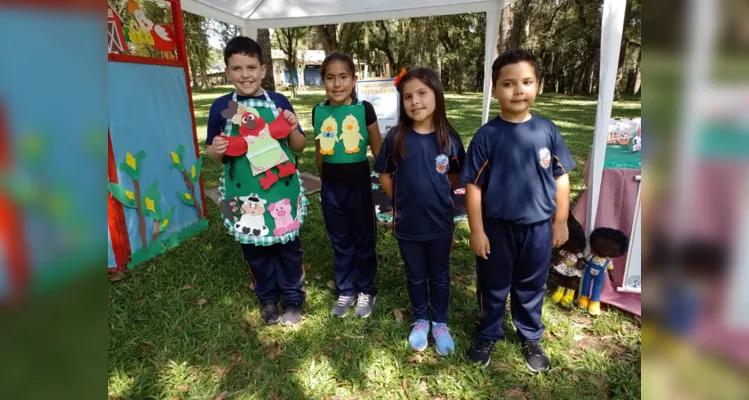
left=373, top=130, right=396, bottom=198
left=460, top=130, right=492, bottom=259
left=550, top=123, right=577, bottom=248
left=466, top=183, right=490, bottom=259
left=379, top=173, right=394, bottom=198
left=315, top=140, right=324, bottom=178
left=279, top=109, right=306, bottom=153
left=206, top=101, right=227, bottom=161
left=364, top=102, right=383, bottom=158
left=447, top=135, right=467, bottom=190
left=552, top=173, right=571, bottom=247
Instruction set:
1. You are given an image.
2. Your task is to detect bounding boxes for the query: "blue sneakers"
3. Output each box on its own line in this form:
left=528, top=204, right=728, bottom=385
left=432, top=322, right=455, bottom=356
left=408, top=319, right=430, bottom=352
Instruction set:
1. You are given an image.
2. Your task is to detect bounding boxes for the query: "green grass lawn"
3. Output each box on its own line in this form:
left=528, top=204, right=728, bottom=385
left=109, top=86, right=642, bottom=400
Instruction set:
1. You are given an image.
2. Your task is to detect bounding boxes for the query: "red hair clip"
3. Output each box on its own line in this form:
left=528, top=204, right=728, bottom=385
left=393, top=67, right=407, bottom=87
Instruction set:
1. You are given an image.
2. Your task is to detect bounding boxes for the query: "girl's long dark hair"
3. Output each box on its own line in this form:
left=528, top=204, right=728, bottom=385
left=392, top=68, right=455, bottom=163
left=320, top=52, right=357, bottom=100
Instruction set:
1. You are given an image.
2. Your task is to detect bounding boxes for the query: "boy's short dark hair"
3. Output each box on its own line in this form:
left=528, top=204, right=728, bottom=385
left=491, top=49, right=537, bottom=88
left=224, top=36, right=263, bottom=66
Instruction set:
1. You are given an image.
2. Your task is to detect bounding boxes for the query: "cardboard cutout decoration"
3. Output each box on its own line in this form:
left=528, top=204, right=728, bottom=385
left=107, top=4, right=128, bottom=53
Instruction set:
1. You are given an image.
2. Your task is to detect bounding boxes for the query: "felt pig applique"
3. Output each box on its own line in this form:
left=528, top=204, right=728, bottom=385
left=267, top=198, right=299, bottom=236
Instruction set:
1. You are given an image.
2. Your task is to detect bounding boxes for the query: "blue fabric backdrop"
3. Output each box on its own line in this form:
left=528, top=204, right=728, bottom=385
left=108, top=62, right=203, bottom=256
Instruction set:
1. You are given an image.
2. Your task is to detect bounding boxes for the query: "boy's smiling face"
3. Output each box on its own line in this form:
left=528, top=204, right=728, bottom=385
left=226, top=53, right=266, bottom=97
left=493, top=61, right=538, bottom=118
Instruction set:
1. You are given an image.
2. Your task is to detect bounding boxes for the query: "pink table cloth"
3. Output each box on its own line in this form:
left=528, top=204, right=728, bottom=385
left=572, top=160, right=641, bottom=316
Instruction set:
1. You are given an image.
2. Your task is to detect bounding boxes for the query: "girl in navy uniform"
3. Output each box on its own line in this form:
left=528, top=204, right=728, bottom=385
left=461, top=50, right=576, bottom=371
left=313, top=53, right=383, bottom=318
left=374, top=68, right=465, bottom=356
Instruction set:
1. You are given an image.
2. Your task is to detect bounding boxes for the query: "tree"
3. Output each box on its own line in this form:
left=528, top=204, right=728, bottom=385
left=257, top=28, right=276, bottom=91
left=275, top=27, right=311, bottom=97
left=315, top=24, right=358, bottom=53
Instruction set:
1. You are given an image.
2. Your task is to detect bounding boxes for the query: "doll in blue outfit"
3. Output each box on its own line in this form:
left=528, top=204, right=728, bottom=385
left=578, top=227, right=629, bottom=315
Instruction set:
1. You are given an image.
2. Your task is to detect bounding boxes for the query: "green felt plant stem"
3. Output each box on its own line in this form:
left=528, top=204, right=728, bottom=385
left=181, top=169, right=203, bottom=218
left=132, top=178, right=147, bottom=249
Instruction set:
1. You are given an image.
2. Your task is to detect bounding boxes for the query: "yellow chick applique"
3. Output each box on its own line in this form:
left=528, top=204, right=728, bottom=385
left=316, top=116, right=339, bottom=155
left=340, top=114, right=363, bottom=154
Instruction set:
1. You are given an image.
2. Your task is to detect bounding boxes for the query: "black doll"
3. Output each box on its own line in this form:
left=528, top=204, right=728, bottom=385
left=578, top=227, right=629, bottom=315
left=550, top=223, right=587, bottom=307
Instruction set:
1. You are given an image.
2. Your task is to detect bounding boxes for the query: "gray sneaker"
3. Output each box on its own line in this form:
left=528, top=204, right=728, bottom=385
left=331, top=295, right=356, bottom=317
left=354, top=293, right=375, bottom=318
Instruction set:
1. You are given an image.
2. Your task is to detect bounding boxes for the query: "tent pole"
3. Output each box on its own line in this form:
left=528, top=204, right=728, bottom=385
left=584, top=0, right=627, bottom=249
left=482, top=8, right=501, bottom=124
left=242, top=24, right=258, bottom=41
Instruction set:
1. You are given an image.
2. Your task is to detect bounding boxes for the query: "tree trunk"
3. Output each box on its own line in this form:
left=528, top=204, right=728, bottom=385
left=498, top=5, right=513, bottom=53
left=288, top=60, right=297, bottom=97
left=258, top=28, right=276, bottom=91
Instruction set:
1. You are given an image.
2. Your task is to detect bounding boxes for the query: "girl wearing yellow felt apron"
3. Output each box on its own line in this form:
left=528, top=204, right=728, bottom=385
left=313, top=52, right=383, bottom=318
left=206, top=37, right=308, bottom=326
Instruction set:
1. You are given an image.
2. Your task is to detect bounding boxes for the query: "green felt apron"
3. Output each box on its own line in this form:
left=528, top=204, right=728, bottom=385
left=313, top=100, right=369, bottom=163
left=218, top=90, right=308, bottom=246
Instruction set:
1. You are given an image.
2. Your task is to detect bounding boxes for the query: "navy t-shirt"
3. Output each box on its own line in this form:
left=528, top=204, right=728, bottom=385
left=205, top=90, right=303, bottom=145
left=374, top=128, right=466, bottom=241
left=460, top=115, right=576, bottom=225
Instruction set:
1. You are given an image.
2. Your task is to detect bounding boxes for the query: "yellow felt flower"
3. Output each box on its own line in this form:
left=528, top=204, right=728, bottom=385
left=145, top=197, right=155, bottom=212
left=171, top=152, right=180, bottom=164
left=161, top=219, right=169, bottom=228
left=125, top=191, right=135, bottom=200
left=126, top=152, right=136, bottom=170
left=190, top=165, right=196, bottom=178
left=185, top=193, right=192, bottom=200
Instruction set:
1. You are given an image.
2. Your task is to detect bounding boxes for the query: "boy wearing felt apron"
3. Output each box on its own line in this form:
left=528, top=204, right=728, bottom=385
left=206, top=36, right=308, bottom=326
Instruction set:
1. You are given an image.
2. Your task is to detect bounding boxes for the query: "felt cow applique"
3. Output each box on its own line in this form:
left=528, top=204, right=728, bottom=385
left=220, top=101, right=297, bottom=190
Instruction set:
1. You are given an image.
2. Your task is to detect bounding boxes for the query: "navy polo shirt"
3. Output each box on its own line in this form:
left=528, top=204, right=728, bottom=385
left=374, top=128, right=466, bottom=241
left=205, top=90, right=303, bottom=145
left=460, top=115, right=576, bottom=224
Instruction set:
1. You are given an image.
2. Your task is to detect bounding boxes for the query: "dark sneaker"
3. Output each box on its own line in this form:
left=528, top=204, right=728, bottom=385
left=281, top=303, right=303, bottom=326
left=522, top=341, right=550, bottom=373
left=331, top=295, right=356, bottom=317
left=354, top=293, right=375, bottom=318
left=259, top=300, right=280, bottom=324
left=467, top=337, right=496, bottom=367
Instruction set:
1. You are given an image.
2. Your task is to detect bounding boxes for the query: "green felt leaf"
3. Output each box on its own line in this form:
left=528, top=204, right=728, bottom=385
left=108, top=182, right=137, bottom=208
left=177, top=191, right=195, bottom=206
left=136, top=150, right=147, bottom=160
left=159, top=206, right=175, bottom=232
left=170, top=145, right=186, bottom=172
left=142, top=181, right=161, bottom=219
left=119, top=161, right=139, bottom=181
left=190, top=156, right=203, bottom=183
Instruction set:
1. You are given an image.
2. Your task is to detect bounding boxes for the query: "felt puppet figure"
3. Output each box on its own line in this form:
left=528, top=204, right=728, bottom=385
left=220, top=101, right=297, bottom=190
left=340, top=114, right=364, bottom=153
left=578, top=227, right=630, bottom=315
left=316, top=115, right=339, bottom=155
left=549, top=223, right=587, bottom=307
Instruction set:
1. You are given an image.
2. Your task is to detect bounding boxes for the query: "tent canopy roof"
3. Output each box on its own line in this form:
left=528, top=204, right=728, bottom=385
left=181, top=0, right=503, bottom=28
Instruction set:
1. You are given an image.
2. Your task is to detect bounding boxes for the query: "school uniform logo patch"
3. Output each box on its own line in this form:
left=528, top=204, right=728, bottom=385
left=435, top=154, right=449, bottom=174
left=539, top=148, right=551, bottom=169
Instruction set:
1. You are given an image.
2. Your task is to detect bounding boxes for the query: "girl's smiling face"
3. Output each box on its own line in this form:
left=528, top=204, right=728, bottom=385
left=402, top=78, right=435, bottom=125
left=323, top=61, right=356, bottom=105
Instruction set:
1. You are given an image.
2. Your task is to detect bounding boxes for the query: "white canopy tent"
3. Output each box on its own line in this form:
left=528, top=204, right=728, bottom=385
left=180, top=0, right=631, bottom=254
left=181, top=0, right=504, bottom=124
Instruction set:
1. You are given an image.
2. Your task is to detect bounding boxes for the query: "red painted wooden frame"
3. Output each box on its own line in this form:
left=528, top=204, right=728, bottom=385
left=0, top=99, right=30, bottom=299
left=107, top=0, right=207, bottom=271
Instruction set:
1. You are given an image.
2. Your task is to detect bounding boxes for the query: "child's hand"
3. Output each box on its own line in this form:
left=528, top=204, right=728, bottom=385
left=551, top=220, right=568, bottom=248
left=279, top=108, right=299, bottom=133
left=470, top=230, right=491, bottom=260
left=212, top=136, right=229, bottom=155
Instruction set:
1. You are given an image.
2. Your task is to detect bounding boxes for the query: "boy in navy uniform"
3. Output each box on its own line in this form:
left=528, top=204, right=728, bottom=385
left=206, top=37, right=308, bottom=326
left=461, top=50, right=576, bottom=371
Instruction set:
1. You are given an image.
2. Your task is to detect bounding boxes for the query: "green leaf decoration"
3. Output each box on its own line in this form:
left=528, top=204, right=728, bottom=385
left=119, top=151, right=145, bottom=181
left=159, top=206, right=175, bottom=232
left=108, top=182, right=137, bottom=208
left=190, top=156, right=203, bottom=183
left=177, top=191, right=195, bottom=206
left=142, top=181, right=161, bottom=219
left=170, top=145, right=186, bottom=172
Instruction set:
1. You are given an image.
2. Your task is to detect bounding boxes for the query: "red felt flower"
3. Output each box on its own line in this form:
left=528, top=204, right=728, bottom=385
left=393, top=67, right=407, bottom=87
